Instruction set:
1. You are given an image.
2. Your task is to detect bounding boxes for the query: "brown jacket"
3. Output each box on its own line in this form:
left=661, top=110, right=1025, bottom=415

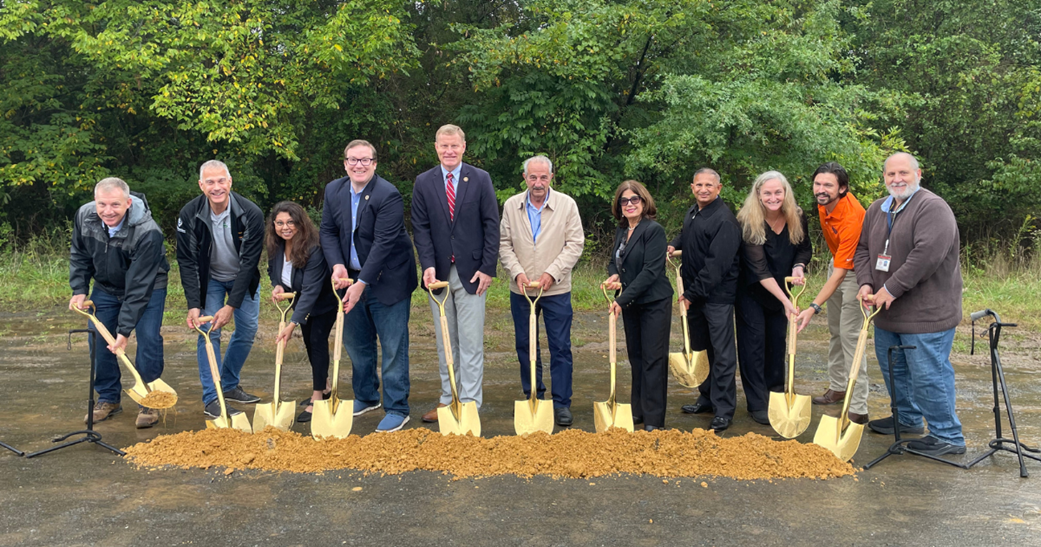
left=499, top=189, right=585, bottom=296
left=854, top=188, right=962, bottom=333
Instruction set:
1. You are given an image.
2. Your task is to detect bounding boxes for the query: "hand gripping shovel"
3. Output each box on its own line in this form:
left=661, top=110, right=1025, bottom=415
left=428, top=281, right=481, bottom=436
left=253, top=293, right=298, bottom=432
left=71, top=301, right=177, bottom=409
left=768, top=278, right=811, bottom=438
left=311, top=278, right=354, bottom=439
left=666, top=251, right=709, bottom=387
left=193, top=316, right=252, bottom=432
left=514, top=282, right=555, bottom=435
left=594, top=284, right=634, bottom=433
left=813, top=299, right=882, bottom=461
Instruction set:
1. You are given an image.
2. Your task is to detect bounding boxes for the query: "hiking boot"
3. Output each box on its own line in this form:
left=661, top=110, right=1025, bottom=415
left=85, top=401, right=122, bottom=424
left=204, top=400, right=243, bottom=419
left=906, top=435, right=966, bottom=456
left=223, top=387, right=261, bottom=404
left=868, top=415, right=925, bottom=435
left=136, top=407, right=160, bottom=429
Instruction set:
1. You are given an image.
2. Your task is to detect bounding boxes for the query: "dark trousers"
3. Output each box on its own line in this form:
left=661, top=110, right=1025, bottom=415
left=300, top=307, right=337, bottom=391
left=510, top=291, right=573, bottom=408
left=688, top=302, right=738, bottom=419
left=735, top=291, right=787, bottom=412
left=88, top=287, right=166, bottom=405
left=621, top=297, right=672, bottom=428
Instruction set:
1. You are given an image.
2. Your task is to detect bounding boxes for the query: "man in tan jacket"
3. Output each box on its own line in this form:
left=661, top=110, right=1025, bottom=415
left=499, top=155, right=585, bottom=426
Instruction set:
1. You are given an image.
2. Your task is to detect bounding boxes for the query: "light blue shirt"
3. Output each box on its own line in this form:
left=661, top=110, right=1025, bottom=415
left=440, top=164, right=462, bottom=193
left=349, top=181, right=367, bottom=273
left=881, top=186, right=920, bottom=228
left=106, top=216, right=126, bottom=238
left=526, top=188, right=550, bottom=244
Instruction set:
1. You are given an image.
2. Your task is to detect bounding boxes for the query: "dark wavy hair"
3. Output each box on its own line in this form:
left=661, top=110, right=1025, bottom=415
left=265, top=201, right=319, bottom=268
left=611, top=180, right=657, bottom=225
left=812, top=162, right=850, bottom=197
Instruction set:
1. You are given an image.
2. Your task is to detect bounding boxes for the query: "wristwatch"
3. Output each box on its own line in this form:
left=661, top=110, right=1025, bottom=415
left=809, top=303, right=822, bottom=315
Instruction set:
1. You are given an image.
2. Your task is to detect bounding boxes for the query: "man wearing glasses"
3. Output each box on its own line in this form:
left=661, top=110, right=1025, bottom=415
left=177, top=160, right=265, bottom=419
left=320, top=140, right=418, bottom=433
left=499, top=155, right=585, bottom=427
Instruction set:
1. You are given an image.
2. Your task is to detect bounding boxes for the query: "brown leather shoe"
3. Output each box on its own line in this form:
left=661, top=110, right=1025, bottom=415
left=848, top=412, right=869, bottom=425
left=812, top=389, right=845, bottom=405
left=422, top=403, right=448, bottom=423
left=136, top=407, right=160, bottom=429
left=84, top=401, right=122, bottom=424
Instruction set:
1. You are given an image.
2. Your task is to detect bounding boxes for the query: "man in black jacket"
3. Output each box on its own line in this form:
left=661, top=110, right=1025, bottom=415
left=70, top=178, right=170, bottom=428
left=177, top=160, right=265, bottom=419
left=668, top=168, right=742, bottom=431
left=320, top=140, right=418, bottom=433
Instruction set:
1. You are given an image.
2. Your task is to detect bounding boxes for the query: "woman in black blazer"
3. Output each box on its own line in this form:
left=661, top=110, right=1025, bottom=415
left=265, top=201, right=339, bottom=423
left=602, top=180, right=674, bottom=431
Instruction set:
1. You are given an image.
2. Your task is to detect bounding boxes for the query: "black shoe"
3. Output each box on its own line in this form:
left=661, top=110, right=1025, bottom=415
left=224, top=387, right=261, bottom=404
left=296, top=407, right=313, bottom=423
left=299, top=392, right=331, bottom=406
left=868, top=416, right=925, bottom=435
left=906, top=435, right=966, bottom=456
left=633, top=416, right=645, bottom=425
left=554, top=407, right=573, bottom=427
left=750, top=410, right=769, bottom=425
left=710, top=416, right=731, bottom=431
left=682, top=403, right=714, bottom=415
left=204, top=400, right=243, bottom=419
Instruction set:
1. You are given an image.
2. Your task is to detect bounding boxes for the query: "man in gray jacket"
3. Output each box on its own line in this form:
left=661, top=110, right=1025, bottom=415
left=854, top=152, right=965, bottom=456
left=70, top=177, right=169, bottom=428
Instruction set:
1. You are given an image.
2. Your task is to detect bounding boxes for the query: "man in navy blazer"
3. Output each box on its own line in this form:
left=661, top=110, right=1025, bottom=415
left=320, top=139, right=418, bottom=433
left=411, top=125, right=500, bottom=423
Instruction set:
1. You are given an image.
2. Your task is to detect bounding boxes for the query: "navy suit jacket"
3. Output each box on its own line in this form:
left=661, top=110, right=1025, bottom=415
left=319, top=174, right=418, bottom=306
left=411, top=162, right=499, bottom=294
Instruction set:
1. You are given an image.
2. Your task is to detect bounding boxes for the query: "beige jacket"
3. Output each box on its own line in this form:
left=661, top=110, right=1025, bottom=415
left=499, top=189, right=585, bottom=296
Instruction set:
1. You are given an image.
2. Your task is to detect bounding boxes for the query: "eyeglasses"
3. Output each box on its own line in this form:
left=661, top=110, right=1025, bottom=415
left=526, top=175, right=551, bottom=183
left=345, top=158, right=374, bottom=166
left=619, top=196, right=642, bottom=206
left=274, top=220, right=296, bottom=228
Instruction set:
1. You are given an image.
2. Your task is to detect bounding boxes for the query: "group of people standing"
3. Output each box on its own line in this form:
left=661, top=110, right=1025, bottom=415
left=69, top=129, right=966, bottom=455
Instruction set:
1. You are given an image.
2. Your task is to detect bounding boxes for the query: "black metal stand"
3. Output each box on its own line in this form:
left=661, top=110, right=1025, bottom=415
left=1, top=441, right=23, bottom=456
left=963, top=309, right=1040, bottom=477
left=25, top=328, right=125, bottom=458
left=863, top=344, right=969, bottom=470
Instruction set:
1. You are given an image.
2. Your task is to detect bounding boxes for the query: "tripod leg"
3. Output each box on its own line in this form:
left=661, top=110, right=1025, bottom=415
left=0, top=441, right=23, bottom=456
left=994, top=350, right=1029, bottom=477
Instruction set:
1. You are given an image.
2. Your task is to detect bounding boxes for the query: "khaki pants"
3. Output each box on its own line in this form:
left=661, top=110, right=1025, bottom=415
left=826, top=263, right=869, bottom=414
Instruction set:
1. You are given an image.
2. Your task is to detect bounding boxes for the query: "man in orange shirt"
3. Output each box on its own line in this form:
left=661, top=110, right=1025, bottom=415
left=796, top=162, right=871, bottom=425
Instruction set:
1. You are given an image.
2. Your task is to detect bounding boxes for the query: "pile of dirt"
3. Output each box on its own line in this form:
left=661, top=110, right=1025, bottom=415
left=138, top=390, right=177, bottom=409
left=125, top=427, right=856, bottom=480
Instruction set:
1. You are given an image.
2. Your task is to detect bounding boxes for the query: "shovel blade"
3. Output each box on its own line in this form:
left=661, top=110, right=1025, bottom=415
left=813, top=415, right=865, bottom=462
left=205, top=413, right=250, bottom=433
left=253, top=401, right=297, bottom=433
left=594, top=401, right=634, bottom=433
left=437, top=402, right=481, bottom=436
left=514, top=399, right=554, bottom=435
left=253, top=403, right=274, bottom=432
left=669, top=350, right=709, bottom=388
left=767, top=392, right=812, bottom=439
left=311, top=398, right=354, bottom=439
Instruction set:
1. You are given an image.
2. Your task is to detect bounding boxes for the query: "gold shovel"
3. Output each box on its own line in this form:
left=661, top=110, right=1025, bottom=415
left=253, top=292, right=297, bottom=432
left=594, top=283, right=634, bottom=433
left=71, top=301, right=177, bottom=409
left=428, top=281, right=481, bottom=436
left=768, top=277, right=811, bottom=438
left=666, top=251, right=709, bottom=387
left=813, top=298, right=882, bottom=461
left=193, top=315, right=252, bottom=432
left=311, top=278, right=354, bottom=439
left=514, top=281, right=555, bottom=435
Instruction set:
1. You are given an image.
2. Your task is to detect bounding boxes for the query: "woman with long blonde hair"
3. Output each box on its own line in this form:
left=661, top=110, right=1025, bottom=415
left=734, top=171, right=812, bottom=425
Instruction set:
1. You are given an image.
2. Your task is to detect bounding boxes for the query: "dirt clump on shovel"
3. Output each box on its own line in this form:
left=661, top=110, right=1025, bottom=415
left=125, top=427, right=855, bottom=480
left=138, top=391, right=177, bottom=409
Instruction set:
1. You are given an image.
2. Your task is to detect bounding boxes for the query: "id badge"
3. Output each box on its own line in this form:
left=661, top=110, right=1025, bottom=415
left=876, top=253, right=891, bottom=272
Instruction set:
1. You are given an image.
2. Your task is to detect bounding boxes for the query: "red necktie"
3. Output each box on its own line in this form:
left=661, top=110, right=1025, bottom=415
left=446, top=173, right=456, bottom=221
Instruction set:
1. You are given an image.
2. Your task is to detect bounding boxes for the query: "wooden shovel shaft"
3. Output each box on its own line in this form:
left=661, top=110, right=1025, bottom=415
left=74, top=303, right=149, bottom=389
left=523, top=283, right=542, bottom=405
left=835, top=304, right=881, bottom=434
left=272, top=294, right=296, bottom=406
left=608, top=308, right=617, bottom=406
left=670, top=258, right=693, bottom=356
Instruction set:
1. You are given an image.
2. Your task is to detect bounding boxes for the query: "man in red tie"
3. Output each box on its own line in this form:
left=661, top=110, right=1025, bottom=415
left=411, top=124, right=500, bottom=423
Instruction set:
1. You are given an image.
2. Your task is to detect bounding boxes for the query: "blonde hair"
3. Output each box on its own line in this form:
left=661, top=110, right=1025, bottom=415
left=436, top=124, right=465, bottom=141
left=736, top=171, right=805, bottom=245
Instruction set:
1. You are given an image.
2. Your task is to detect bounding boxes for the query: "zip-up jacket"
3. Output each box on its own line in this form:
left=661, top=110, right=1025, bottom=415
left=669, top=197, right=742, bottom=304
left=176, top=191, right=264, bottom=310
left=70, top=192, right=169, bottom=337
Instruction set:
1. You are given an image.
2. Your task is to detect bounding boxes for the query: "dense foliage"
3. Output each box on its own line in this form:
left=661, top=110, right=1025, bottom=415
left=1, top=0, right=1038, bottom=250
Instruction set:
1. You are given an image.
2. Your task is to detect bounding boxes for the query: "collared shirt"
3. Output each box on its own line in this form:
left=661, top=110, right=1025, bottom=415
left=349, top=180, right=368, bottom=272
left=526, top=188, right=550, bottom=244
left=440, top=164, right=462, bottom=193
left=881, top=186, right=920, bottom=228
left=818, top=192, right=865, bottom=270
left=106, top=216, right=126, bottom=238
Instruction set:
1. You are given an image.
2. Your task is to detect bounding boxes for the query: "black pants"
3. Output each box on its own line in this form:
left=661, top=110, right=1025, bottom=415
left=735, top=291, right=788, bottom=412
left=688, top=302, right=738, bottom=419
left=621, top=297, right=672, bottom=428
left=301, top=307, right=338, bottom=391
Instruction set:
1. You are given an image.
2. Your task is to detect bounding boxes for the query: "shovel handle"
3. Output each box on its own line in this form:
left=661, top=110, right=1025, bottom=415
left=428, top=281, right=449, bottom=290
left=670, top=250, right=682, bottom=258
left=196, top=316, right=215, bottom=324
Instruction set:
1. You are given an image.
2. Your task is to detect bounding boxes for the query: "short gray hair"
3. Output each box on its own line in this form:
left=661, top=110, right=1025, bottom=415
left=523, top=155, right=553, bottom=176
left=693, top=167, right=721, bottom=184
left=94, top=177, right=130, bottom=199
left=884, top=152, right=920, bottom=172
left=199, top=160, right=232, bottom=180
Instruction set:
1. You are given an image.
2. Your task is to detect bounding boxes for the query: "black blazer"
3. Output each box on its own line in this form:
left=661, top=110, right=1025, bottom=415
left=267, top=241, right=338, bottom=325
left=669, top=197, right=741, bottom=304
left=319, top=174, right=418, bottom=306
left=411, top=163, right=500, bottom=294
left=607, top=220, right=674, bottom=308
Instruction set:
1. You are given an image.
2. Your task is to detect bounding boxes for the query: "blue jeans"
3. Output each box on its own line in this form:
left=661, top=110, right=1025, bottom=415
left=510, top=291, right=573, bottom=408
left=197, top=279, right=260, bottom=405
left=874, top=326, right=964, bottom=445
left=88, top=287, right=166, bottom=405
left=342, top=286, right=411, bottom=416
